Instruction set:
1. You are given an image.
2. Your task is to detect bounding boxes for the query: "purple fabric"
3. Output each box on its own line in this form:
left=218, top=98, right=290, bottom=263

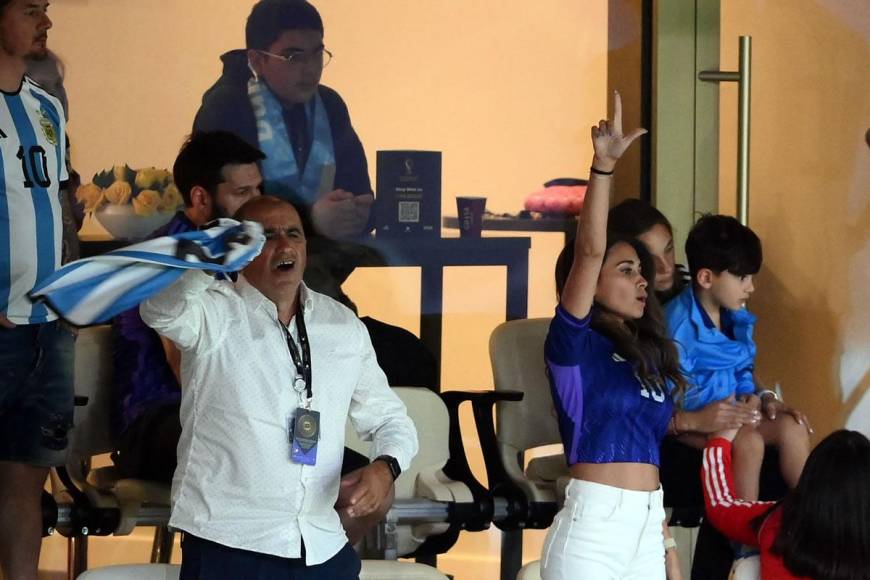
left=544, top=305, right=674, bottom=467
left=113, top=212, right=194, bottom=432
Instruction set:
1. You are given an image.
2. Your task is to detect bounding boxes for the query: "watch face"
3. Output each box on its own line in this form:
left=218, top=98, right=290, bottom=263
left=378, top=456, right=400, bottom=480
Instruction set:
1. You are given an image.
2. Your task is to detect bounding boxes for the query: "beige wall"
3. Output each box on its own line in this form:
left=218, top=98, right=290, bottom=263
left=718, top=1, right=870, bottom=438
left=43, top=1, right=608, bottom=578
left=34, top=1, right=869, bottom=577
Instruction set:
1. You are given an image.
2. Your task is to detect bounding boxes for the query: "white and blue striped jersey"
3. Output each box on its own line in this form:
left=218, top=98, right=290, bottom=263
left=0, top=76, right=68, bottom=324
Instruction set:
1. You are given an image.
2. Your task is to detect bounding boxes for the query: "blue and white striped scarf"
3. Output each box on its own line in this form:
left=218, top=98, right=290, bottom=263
left=248, top=78, right=335, bottom=205
left=30, top=220, right=265, bottom=326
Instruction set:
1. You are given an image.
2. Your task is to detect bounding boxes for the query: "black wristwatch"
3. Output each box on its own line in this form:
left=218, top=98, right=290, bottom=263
left=375, top=455, right=401, bottom=481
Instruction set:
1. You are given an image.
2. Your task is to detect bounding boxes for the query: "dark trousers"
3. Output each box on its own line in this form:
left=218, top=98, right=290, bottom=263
left=180, top=535, right=361, bottom=580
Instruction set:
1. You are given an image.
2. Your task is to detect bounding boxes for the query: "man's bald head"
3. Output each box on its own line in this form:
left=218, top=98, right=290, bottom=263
left=234, top=195, right=300, bottom=224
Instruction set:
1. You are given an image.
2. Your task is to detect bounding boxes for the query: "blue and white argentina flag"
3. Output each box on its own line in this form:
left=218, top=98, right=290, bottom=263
left=31, top=219, right=265, bottom=326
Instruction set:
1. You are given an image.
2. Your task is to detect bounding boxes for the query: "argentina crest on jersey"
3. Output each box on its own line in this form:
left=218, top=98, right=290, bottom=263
left=37, top=107, right=58, bottom=146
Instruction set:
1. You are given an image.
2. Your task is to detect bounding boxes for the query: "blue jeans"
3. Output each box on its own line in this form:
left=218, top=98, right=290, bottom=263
left=180, top=535, right=361, bottom=580
left=0, top=321, right=75, bottom=466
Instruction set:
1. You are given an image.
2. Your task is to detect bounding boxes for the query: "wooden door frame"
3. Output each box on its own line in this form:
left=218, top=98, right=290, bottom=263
left=651, top=0, right=721, bottom=258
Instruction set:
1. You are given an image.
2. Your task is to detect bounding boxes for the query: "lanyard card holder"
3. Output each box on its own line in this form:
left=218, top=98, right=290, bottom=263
left=290, top=407, right=319, bottom=465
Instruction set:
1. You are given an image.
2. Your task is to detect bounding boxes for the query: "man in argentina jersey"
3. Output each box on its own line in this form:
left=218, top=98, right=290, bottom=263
left=0, top=1, right=74, bottom=579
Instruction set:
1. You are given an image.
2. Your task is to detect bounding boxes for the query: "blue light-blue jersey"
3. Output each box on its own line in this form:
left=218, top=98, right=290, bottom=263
left=664, top=286, right=756, bottom=411
left=544, top=305, right=674, bottom=467
left=1, top=76, right=68, bottom=324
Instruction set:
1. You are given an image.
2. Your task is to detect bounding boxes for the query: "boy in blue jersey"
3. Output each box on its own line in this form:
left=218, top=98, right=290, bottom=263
left=665, top=215, right=811, bottom=501
left=0, top=1, right=74, bottom=579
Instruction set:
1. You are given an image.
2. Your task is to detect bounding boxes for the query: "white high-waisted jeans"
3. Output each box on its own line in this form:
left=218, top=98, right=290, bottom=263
left=541, top=479, right=666, bottom=580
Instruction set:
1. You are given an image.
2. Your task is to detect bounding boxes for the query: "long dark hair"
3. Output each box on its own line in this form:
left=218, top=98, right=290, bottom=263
left=762, top=430, right=870, bottom=580
left=608, top=199, right=687, bottom=304
left=555, top=233, right=687, bottom=400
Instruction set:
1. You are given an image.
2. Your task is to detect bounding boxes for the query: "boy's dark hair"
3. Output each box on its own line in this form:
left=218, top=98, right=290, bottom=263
left=246, top=0, right=324, bottom=51
left=685, top=214, right=762, bottom=280
left=555, top=233, right=688, bottom=400
left=608, top=198, right=674, bottom=239
left=173, top=131, right=266, bottom=206
left=754, top=430, right=870, bottom=579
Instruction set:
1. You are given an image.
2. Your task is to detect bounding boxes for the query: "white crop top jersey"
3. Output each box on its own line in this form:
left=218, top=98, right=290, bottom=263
left=0, top=76, right=68, bottom=324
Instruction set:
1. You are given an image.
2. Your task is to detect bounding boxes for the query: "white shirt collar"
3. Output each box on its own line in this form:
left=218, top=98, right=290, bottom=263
left=235, top=275, right=315, bottom=321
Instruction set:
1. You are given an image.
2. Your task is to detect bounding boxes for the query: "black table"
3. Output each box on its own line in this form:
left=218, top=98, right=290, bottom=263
left=80, top=234, right=532, bottom=388
left=442, top=215, right=577, bottom=242
left=356, top=236, right=531, bottom=380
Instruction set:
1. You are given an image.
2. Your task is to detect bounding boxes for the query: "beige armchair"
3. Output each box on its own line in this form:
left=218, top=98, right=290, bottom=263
left=51, top=325, right=172, bottom=578
left=485, top=318, right=566, bottom=580
left=344, top=386, right=475, bottom=558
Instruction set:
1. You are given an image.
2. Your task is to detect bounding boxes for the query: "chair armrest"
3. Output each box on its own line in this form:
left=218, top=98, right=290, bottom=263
left=439, top=390, right=523, bottom=505
left=407, top=390, right=521, bottom=559
left=450, top=390, right=538, bottom=530
left=41, top=490, right=57, bottom=537
left=51, top=466, right=121, bottom=537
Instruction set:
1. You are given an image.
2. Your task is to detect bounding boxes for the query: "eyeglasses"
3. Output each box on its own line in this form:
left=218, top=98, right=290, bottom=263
left=258, top=47, right=333, bottom=68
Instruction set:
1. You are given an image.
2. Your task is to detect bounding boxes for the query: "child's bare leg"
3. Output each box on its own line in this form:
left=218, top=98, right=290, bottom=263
left=732, top=424, right=764, bottom=500
left=757, top=415, right=810, bottom=489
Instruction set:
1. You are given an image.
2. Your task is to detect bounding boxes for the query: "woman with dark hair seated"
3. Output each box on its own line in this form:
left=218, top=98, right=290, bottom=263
left=603, top=198, right=785, bottom=579
left=608, top=199, right=688, bottom=305
left=703, top=428, right=870, bottom=579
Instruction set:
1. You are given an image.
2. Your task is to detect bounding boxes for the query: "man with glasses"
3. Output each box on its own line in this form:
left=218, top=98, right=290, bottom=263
left=194, top=0, right=374, bottom=301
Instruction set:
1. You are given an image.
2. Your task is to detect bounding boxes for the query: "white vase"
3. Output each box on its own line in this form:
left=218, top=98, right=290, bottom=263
left=93, top=205, right=174, bottom=240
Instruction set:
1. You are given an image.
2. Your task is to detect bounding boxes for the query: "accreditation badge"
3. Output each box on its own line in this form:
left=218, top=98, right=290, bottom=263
left=289, top=407, right=320, bottom=465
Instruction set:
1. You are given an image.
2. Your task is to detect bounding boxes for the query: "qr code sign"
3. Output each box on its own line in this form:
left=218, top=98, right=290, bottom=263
left=398, top=201, right=420, bottom=223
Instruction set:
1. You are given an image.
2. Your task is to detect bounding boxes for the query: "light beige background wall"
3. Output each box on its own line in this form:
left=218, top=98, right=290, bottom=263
left=718, top=0, right=870, bottom=439
left=42, top=1, right=608, bottom=578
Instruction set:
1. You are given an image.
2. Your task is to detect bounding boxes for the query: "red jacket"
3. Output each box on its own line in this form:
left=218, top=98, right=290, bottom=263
left=702, top=438, right=809, bottom=580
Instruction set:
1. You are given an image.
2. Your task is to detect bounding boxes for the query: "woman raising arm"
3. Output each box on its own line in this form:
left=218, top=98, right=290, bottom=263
left=542, top=92, right=685, bottom=579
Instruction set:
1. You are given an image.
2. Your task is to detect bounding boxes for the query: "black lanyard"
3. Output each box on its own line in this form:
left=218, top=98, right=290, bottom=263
left=283, top=306, right=312, bottom=401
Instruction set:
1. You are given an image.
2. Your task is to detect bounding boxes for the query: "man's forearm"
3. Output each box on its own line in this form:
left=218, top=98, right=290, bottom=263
left=140, top=270, right=214, bottom=349
left=59, top=187, right=80, bottom=264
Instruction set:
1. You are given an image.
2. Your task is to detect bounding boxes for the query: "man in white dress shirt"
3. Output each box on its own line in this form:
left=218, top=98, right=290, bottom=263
left=141, top=195, right=417, bottom=580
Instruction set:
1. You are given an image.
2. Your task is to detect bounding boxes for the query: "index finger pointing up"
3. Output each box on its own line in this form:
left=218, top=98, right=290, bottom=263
left=613, top=91, right=623, bottom=136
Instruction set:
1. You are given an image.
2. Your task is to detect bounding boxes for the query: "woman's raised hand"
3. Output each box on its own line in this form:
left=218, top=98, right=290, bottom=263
left=591, top=91, right=648, bottom=172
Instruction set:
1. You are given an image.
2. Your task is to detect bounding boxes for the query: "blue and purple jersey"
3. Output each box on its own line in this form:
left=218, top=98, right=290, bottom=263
left=113, top=212, right=194, bottom=432
left=544, top=305, right=674, bottom=467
